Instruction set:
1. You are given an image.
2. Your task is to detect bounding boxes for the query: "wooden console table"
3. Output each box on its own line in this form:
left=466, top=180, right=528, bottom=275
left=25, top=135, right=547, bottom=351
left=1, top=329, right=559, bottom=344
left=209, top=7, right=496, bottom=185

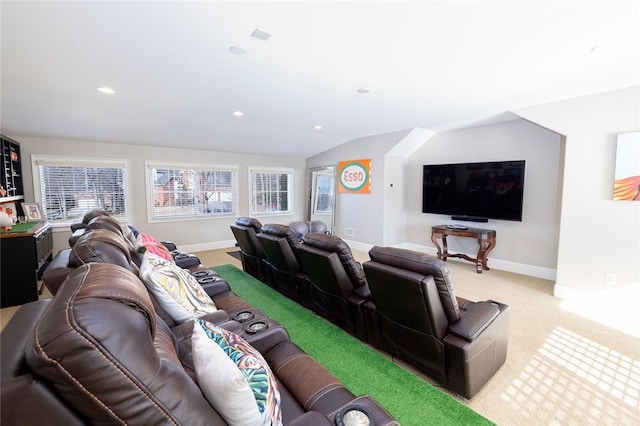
left=430, top=225, right=496, bottom=273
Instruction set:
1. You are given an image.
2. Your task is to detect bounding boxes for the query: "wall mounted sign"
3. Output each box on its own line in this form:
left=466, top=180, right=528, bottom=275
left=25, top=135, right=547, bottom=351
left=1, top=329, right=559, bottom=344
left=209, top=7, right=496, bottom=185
left=613, top=132, right=640, bottom=201
left=338, top=159, right=371, bottom=194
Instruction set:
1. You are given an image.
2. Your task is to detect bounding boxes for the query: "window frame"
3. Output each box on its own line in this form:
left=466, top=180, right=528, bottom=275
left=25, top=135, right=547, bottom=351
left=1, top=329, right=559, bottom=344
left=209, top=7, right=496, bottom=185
left=248, top=166, right=294, bottom=217
left=145, top=161, right=239, bottom=223
left=31, top=154, right=132, bottom=229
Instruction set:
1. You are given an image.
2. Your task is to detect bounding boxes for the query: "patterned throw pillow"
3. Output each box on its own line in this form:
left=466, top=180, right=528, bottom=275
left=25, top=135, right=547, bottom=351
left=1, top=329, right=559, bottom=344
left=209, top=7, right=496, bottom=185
left=139, top=253, right=216, bottom=323
left=192, top=319, right=282, bottom=426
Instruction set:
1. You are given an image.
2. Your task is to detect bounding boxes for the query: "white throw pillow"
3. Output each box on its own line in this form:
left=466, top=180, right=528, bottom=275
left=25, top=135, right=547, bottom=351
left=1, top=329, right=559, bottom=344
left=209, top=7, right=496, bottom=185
left=192, top=319, right=283, bottom=426
left=139, top=253, right=216, bottom=323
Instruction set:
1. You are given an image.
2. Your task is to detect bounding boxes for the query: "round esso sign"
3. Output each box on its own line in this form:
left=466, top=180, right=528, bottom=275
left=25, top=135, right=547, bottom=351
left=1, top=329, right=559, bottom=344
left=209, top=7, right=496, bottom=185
left=340, top=162, right=369, bottom=191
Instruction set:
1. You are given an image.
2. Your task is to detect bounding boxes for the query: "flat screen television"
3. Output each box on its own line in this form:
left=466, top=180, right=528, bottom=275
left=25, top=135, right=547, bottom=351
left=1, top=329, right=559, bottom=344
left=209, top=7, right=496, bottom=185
left=422, top=160, right=525, bottom=222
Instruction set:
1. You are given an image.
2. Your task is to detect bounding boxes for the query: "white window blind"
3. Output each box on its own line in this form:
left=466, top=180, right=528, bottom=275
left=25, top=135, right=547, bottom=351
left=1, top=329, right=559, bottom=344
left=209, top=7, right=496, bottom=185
left=147, top=162, right=238, bottom=221
left=34, top=156, right=129, bottom=224
left=249, top=167, right=293, bottom=215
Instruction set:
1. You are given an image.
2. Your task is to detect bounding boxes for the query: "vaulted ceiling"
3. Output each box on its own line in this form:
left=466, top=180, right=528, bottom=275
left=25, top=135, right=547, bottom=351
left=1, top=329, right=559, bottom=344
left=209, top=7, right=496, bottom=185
left=1, top=1, right=638, bottom=157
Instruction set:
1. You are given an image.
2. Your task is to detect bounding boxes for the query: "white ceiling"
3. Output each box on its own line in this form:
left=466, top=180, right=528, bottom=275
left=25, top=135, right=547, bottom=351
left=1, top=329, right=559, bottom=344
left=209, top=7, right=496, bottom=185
left=1, top=1, right=638, bottom=158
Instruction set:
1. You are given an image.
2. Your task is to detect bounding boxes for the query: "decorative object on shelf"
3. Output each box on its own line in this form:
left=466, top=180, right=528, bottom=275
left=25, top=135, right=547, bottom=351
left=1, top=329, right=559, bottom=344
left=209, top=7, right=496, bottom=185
left=0, top=201, right=17, bottom=223
left=0, top=209, right=13, bottom=232
left=22, top=202, right=43, bottom=222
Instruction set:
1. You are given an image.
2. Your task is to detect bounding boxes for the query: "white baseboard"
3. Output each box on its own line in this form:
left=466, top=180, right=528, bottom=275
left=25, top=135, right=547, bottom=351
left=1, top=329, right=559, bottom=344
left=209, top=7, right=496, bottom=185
left=191, top=238, right=557, bottom=282
left=381, top=242, right=556, bottom=281
left=342, top=239, right=375, bottom=253
left=181, top=239, right=237, bottom=254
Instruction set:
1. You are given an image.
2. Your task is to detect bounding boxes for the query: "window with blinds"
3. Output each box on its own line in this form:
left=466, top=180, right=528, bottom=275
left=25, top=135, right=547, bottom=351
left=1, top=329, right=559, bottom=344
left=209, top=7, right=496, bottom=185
left=249, top=167, right=293, bottom=215
left=147, top=162, right=238, bottom=221
left=33, top=156, right=129, bottom=225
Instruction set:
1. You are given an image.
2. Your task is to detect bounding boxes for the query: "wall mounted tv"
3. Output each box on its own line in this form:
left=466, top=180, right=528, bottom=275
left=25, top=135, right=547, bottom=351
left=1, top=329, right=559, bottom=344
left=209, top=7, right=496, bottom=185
left=422, top=160, right=525, bottom=222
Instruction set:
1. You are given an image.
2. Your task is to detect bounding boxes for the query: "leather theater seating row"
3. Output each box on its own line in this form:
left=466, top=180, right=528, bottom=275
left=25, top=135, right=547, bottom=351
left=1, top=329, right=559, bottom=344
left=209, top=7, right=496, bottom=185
left=231, top=217, right=510, bottom=399
left=0, top=209, right=398, bottom=425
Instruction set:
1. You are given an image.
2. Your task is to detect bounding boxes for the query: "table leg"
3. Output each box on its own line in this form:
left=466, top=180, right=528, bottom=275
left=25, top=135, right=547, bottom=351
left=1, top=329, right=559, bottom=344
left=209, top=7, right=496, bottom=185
left=441, top=235, right=449, bottom=260
left=476, top=236, right=495, bottom=273
left=431, top=233, right=444, bottom=260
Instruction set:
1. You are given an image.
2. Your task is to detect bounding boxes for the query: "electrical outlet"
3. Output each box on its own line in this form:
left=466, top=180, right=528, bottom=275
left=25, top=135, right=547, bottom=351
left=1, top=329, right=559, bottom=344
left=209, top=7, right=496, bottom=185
left=605, top=273, right=616, bottom=287
left=344, top=227, right=355, bottom=237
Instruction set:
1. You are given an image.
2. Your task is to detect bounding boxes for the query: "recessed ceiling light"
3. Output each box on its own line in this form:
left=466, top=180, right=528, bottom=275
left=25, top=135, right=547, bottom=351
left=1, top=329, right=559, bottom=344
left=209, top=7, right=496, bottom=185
left=356, top=88, right=371, bottom=94
left=229, top=45, right=247, bottom=55
left=97, top=87, right=116, bottom=94
left=250, top=28, right=272, bottom=41
left=313, top=125, right=323, bottom=130
left=232, top=111, right=244, bottom=117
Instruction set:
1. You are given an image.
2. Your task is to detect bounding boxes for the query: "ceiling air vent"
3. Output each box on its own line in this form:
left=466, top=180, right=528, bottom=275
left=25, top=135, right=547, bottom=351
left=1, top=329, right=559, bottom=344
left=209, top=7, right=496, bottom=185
left=250, top=28, right=272, bottom=41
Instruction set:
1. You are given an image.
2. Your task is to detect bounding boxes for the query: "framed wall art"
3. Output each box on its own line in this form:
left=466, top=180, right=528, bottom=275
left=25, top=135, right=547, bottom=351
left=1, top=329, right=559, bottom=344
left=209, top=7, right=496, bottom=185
left=22, top=202, right=43, bottom=221
left=613, top=132, right=640, bottom=201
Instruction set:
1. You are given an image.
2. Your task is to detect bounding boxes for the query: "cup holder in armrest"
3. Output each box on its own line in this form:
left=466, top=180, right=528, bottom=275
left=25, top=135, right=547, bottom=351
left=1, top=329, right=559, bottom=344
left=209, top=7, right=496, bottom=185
left=245, top=321, right=268, bottom=334
left=335, top=405, right=373, bottom=426
left=174, top=253, right=189, bottom=260
left=232, top=310, right=255, bottom=323
left=197, top=276, right=217, bottom=284
left=191, top=270, right=214, bottom=277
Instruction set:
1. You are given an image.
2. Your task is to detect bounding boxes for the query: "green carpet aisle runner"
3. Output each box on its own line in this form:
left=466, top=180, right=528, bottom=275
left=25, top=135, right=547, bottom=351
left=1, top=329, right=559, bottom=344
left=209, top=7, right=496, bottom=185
left=212, top=264, right=493, bottom=426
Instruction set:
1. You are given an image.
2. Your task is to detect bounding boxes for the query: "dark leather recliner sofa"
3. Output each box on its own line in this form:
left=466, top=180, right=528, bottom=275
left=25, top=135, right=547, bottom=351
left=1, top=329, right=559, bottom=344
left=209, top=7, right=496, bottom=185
left=1, top=218, right=398, bottom=425
left=295, top=233, right=373, bottom=343
left=362, top=246, right=510, bottom=399
left=230, top=217, right=269, bottom=283
left=257, top=223, right=310, bottom=307
left=231, top=219, right=510, bottom=399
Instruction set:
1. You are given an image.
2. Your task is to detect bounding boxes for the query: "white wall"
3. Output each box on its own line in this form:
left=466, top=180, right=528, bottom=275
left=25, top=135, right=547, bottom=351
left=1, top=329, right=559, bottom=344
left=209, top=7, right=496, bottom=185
left=405, top=119, right=563, bottom=277
left=307, top=129, right=412, bottom=244
left=383, top=155, right=406, bottom=246
left=13, top=135, right=306, bottom=254
left=514, top=86, right=640, bottom=294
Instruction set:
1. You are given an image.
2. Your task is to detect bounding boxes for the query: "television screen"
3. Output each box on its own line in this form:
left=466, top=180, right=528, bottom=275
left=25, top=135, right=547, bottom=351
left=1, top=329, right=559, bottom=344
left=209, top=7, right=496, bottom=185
left=422, top=160, right=525, bottom=222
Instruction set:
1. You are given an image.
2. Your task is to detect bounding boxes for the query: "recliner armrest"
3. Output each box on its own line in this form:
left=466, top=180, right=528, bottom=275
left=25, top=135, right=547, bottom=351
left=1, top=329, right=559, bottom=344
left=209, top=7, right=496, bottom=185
left=68, top=228, right=86, bottom=246
left=41, top=249, right=74, bottom=296
left=200, top=279, right=231, bottom=298
left=448, top=301, right=501, bottom=341
left=160, top=241, right=177, bottom=251
left=198, top=310, right=230, bottom=324
left=174, top=253, right=201, bottom=269
left=1, top=375, right=85, bottom=425
left=287, top=410, right=333, bottom=426
left=1, top=299, right=52, bottom=378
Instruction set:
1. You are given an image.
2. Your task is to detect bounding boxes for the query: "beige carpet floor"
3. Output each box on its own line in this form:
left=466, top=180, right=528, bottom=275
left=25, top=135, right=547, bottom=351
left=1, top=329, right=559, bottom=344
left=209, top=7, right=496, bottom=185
left=3, top=247, right=639, bottom=425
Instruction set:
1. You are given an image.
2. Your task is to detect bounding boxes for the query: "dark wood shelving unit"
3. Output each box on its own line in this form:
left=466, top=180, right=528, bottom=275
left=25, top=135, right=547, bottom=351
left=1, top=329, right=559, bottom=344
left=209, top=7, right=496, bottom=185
left=1, top=135, right=24, bottom=203
left=0, top=135, right=54, bottom=307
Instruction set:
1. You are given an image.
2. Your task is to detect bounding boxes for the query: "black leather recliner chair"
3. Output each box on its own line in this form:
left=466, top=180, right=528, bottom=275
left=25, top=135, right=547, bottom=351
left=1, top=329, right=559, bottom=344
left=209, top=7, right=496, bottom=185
left=362, top=246, right=510, bottom=399
left=257, top=223, right=309, bottom=306
left=230, top=217, right=269, bottom=283
left=296, top=233, right=372, bottom=342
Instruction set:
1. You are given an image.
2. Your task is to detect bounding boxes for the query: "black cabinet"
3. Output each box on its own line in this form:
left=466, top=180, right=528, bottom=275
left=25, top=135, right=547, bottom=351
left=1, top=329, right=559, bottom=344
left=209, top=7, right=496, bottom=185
left=1, top=221, right=53, bottom=307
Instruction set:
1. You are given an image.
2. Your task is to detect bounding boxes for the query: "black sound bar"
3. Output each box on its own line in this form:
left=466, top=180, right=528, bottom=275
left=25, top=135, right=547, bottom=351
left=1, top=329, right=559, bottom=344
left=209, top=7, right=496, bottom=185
left=451, top=215, right=488, bottom=223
